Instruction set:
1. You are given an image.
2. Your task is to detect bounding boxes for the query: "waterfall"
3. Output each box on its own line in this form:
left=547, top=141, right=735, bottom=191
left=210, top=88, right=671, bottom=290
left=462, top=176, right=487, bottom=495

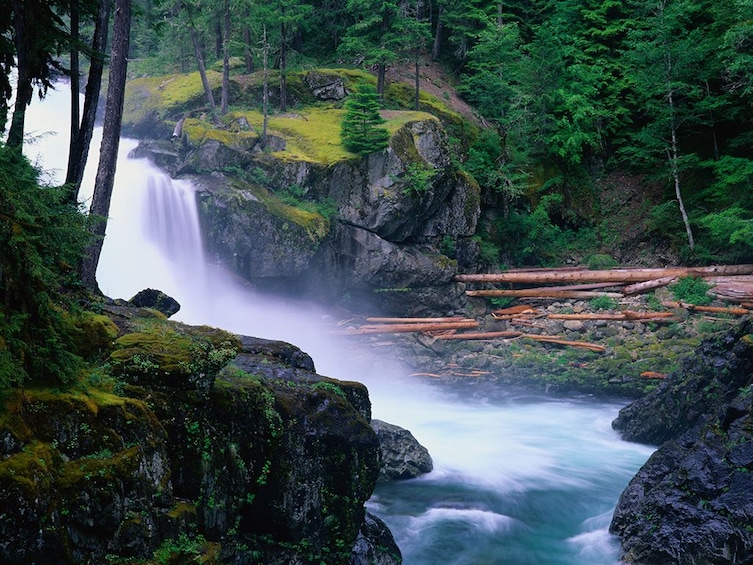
left=28, top=85, right=654, bottom=565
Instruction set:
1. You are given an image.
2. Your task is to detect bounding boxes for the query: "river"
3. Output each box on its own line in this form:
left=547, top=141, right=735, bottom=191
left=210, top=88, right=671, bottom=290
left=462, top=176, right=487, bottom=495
left=26, top=84, right=654, bottom=565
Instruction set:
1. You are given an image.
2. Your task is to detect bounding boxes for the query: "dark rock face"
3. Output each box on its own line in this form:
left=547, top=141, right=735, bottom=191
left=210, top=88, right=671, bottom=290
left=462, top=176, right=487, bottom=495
left=371, top=419, right=433, bottom=482
left=0, top=329, right=388, bottom=564
left=350, top=511, right=402, bottom=565
left=610, top=319, right=753, bottom=564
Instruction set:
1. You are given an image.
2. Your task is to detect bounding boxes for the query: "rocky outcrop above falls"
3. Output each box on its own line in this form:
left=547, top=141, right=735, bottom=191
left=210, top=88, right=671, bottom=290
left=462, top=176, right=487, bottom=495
left=135, top=112, right=479, bottom=315
left=0, top=307, right=395, bottom=564
left=609, top=319, right=753, bottom=564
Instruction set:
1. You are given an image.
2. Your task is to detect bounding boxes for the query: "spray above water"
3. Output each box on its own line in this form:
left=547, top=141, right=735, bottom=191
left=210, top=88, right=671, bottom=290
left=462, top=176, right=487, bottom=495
left=30, top=86, right=654, bottom=565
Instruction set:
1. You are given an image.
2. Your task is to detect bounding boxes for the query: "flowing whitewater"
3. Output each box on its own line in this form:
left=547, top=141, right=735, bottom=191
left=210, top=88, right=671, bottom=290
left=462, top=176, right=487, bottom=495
left=27, top=85, right=654, bottom=565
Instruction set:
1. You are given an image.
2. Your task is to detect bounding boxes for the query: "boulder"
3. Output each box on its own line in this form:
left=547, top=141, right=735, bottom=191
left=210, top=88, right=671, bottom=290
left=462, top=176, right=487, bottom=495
left=305, top=70, right=347, bottom=101
left=610, top=319, right=753, bottom=564
left=129, top=288, right=181, bottom=317
left=350, top=511, right=402, bottom=565
left=371, top=419, right=433, bottom=482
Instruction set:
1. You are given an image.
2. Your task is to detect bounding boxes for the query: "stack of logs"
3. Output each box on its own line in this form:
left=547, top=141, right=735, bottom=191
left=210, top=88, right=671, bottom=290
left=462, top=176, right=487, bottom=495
left=345, top=265, right=753, bottom=355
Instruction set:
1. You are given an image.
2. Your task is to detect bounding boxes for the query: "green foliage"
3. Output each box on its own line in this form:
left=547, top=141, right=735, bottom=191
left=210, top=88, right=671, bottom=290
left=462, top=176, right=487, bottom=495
left=590, top=295, right=619, bottom=311
left=586, top=254, right=618, bottom=270
left=340, top=85, right=390, bottom=156
left=0, top=145, right=90, bottom=387
left=399, top=163, right=436, bottom=196
left=153, top=534, right=207, bottom=564
left=669, top=277, right=713, bottom=306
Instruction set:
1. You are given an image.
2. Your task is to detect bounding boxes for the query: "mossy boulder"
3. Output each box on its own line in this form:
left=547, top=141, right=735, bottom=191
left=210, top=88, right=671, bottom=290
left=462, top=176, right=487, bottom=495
left=109, top=321, right=241, bottom=391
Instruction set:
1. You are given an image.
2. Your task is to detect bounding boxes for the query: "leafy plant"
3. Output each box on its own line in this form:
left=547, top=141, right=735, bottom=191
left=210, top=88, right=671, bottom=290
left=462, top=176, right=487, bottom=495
left=590, top=295, right=619, bottom=311
left=586, top=254, right=618, bottom=270
left=400, top=163, right=436, bottom=196
left=669, top=277, right=713, bottom=306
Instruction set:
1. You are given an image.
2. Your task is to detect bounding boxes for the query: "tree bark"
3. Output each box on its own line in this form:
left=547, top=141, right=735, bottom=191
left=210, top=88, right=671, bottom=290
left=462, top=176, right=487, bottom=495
left=221, top=0, right=230, bottom=115
left=66, top=0, right=110, bottom=201
left=466, top=290, right=624, bottom=299
left=431, top=7, right=442, bottom=61
left=190, top=26, right=218, bottom=123
left=261, top=24, right=269, bottom=148
left=80, top=0, right=131, bottom=290
left=377, top=63, right=386, bottom=102
left=68, top=0, right=80, bottom=153
left=243, top=24, right=254, bottom=73
left=7, top=0, right=33, bottom=149
left=279, top=22, right=288, bottom=112
left=622, top=276, right=678, bottom=295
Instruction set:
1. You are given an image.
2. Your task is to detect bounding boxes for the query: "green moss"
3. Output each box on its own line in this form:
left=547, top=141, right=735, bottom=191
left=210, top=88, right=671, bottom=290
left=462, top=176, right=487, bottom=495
left=64, top=311, right=119, bottom=359
left=124, top=72, right=222, bottom=126
left=0, top=441, right=58, bottom=496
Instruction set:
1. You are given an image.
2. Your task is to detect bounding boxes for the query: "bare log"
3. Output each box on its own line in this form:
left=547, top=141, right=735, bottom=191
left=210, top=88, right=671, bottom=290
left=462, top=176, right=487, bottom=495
left=352, top=320, right=479, bottom=334
left=640, top=371, right=668, bottom=379
left=456, top=264, right=753, bottom=284
left=491, top=305, right=538, bottom=316
left=622, top=276, right=678, bottom=295
left=467, top=290, right=624, bottom=299
left=365, top=317, right=469, bottom=324
left=661, top=301, right=751, bottom=315
left=522, top=334, right=606, bottom=352
left=548, top=311, right=675, bottom=320
left=436, top=331, right=523, bottom=340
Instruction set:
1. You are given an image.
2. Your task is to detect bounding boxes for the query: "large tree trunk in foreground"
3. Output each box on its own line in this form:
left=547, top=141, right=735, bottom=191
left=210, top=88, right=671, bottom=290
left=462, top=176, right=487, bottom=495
left=80, top=0, right=131, bottom=290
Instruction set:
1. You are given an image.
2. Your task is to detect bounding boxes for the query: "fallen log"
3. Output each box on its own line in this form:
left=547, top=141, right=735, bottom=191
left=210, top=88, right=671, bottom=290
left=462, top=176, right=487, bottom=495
left=491, top=305, right=538, bottom=316
left=436, top=331, right=523, bottom=340
left=365, top=317, right=469, bottom=324
left=522, top=334, right=607, bottom=352
left=455, top=264, right=753, bottom=284
left=352, top=320, right=479, bottom=334
left=548, top=311, right=675, bottom=320
left=640, top=371, right=668, bottom=379
left=467, top=289, right=624, bottom=299
left=622, top=276, right=678, bottom=296
left=661, top=301, right=751, bottom=315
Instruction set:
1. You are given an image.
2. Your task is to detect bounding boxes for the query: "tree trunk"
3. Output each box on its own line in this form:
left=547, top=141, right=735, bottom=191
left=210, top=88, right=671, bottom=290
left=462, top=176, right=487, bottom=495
left=377, top=63, right=386, bottom=102
left=431, top=7, right=442, bottom=61
left=66, top=0, right=110, bottom=201
left=68, top=0, right=80, bottom=152
left=220, top=0, right=230, bottom=115
left=414, top=49, right=420, bottom=110
left=279, top=22, right=288, bottom=112
left=243, top=24, right=254, bottom=73
left=80, top=0, right=132, bottom=291
left=668, top=88, right=694, bottom=250
left=262, top=24, right=269, bottom=148
left=7, top=1, right=32, bottom=149
left=190, top=27, right=218, bottom=123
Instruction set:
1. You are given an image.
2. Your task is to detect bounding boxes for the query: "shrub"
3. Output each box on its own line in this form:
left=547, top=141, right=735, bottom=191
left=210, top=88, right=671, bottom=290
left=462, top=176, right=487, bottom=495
left=669, top=277, right=713, bottom=306
left=590, top=295, right=619, bottom=311
left=586, top=253, right=618, bottom=270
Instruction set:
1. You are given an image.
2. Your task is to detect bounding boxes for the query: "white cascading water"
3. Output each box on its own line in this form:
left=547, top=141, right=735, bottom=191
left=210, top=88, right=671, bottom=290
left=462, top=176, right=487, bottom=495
left=26, top=85, right=654, bottom=565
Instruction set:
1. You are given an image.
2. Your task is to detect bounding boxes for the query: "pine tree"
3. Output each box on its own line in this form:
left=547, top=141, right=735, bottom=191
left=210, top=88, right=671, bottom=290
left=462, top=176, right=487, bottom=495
left=340, top=84, right=390, bottom=155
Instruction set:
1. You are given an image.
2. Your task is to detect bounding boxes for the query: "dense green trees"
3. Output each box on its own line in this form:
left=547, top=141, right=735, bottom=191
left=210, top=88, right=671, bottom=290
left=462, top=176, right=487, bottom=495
left=340, top=84, right=390, bottom=154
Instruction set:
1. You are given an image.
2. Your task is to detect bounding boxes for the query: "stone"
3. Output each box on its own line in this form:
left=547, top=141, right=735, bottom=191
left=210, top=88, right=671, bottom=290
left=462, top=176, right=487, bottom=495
left=563, top=320, right=585, bottom=331
left=371, top=419, right=433, bottom=482
left=129, top=288, right=180, bottom=317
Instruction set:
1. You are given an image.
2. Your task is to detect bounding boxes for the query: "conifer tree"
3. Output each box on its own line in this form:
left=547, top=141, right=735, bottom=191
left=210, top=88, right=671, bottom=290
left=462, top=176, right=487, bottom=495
left=340, top=84, right=390, bottom=155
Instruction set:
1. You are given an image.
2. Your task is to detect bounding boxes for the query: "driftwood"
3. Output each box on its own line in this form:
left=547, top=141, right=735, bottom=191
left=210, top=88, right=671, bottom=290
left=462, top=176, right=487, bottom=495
left=352, top=320, right=479, bottom=334
left=456, top=264, right=753, bottom=284
left=491, top=305, right=538, bottom=316
left=436, top=331, right=523, bottom=340
left=622, top=276, right=678, bottom=295
left=467, top=289, right=624, bottom=299
left=640, top=371, right=668, bottom=379
left=522, top=334, right=607, bottom=352
left=365, top=317, right=468, bottom=324
left=661, top=301, right=751, bottom=315
left=548, top=311, right=675, bottom=321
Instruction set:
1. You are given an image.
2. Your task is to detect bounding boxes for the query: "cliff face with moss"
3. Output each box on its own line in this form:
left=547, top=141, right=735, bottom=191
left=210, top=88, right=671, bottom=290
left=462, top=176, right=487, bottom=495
left=0, top=305, right=396, bottom=564
left=124, top=69, right=480, bottom=315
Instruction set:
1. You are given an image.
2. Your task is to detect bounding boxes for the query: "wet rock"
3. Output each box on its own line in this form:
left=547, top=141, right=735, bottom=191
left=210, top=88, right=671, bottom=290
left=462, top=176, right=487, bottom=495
left=610, top=319, right=753, bottom=564
left=371, top=419, right=433, bottom=482
left=350, top=511, right=402, bottom=565
left=129, top=288, right=180, bottom=317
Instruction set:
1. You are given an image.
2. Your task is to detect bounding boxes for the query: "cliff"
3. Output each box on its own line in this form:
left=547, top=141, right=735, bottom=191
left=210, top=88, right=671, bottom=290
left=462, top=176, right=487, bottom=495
left=0, top=304, right=399, bottom=564
left=610, top=318, right=753, bottom=564
left=124, top=69, right=480, bottom=316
